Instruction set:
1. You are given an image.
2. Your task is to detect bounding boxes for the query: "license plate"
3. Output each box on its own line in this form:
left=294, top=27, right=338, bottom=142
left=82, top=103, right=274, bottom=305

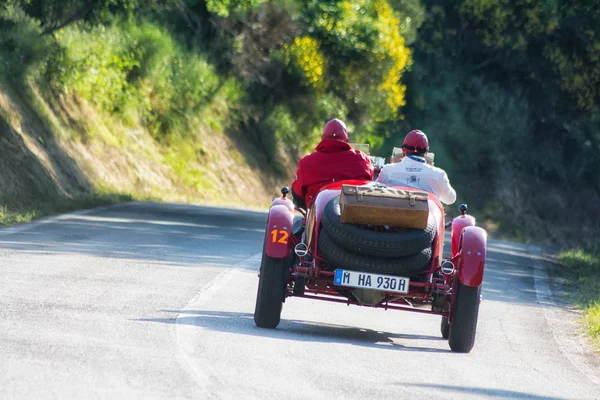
left=334, top=269, right=410, bottom=294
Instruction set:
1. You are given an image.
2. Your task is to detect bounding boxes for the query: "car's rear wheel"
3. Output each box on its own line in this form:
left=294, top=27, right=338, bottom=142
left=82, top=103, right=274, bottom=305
left=254, top=249, right=288, bottom=329
left=448, top=281, right=481, bottom=353
left=440, top=316, right=450, bottom=339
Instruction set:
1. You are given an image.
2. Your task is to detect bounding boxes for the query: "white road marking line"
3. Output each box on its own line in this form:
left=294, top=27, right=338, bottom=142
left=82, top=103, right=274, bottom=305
left=531, top=245, right=600, bottom=387
left=62, top=215, right=264, bottom=232
left=175, top=253, right=262, bottom=391
left=0, top=202, right=142, bottom=236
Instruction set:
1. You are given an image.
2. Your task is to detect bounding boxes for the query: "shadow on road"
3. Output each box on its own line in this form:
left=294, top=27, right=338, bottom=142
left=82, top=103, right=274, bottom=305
left=400, top=382, right=567, bottom=400
left=137, top=310, right=452, bottom=354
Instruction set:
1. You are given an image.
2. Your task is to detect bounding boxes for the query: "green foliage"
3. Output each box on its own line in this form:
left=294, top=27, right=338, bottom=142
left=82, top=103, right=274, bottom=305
left=559, top=248, right=600, bottom=343
left=586, top=304, right=600, bottom=345
left=0, top=192, right=133, bottom=226
left=389, top=0, right=600, bottom=244
left=186, top=0, right=422, bottom=160
left=205, top=0, right=268, bottom=17
left=560, top=249, right=600, bottom=282
left=163, top=137, right=214, bottom=192
left=459, top=0, right=554, bottom=48
left=456, top=0, right=600, bottom=115
left=14, top=0, right=177, bottom=33
left=5, top=0, right=598, bottom=249
left=47, top=19, right=234, bottom=140
left=385, top=61, right=533, bottom=203
left=51, top=24, right=136, bottom=113
left=387, top=0, right=425, bottom=45
left=303, top=0, right=414, bottom=120
left=262, top=105, right=299, bottom=156
left=268, top=105, right=298, bottom=145
left=0, top=4, right=62, bottom=80
left=277, top=93, right=350, bottom=152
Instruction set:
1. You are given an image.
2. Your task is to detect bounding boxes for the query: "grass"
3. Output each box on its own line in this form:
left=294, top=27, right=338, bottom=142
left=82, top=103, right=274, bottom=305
left=558, top=248, right=600, bottom=346
left=0, top=192, right=133, bottom=227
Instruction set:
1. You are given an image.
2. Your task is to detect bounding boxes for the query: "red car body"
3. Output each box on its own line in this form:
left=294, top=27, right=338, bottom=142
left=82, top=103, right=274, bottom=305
left=257, top=180, right=487, bottom=353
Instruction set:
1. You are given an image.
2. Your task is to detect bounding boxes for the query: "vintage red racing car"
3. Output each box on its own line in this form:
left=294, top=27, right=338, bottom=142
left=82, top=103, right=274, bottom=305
left=253, top=180, right=487, bottom=353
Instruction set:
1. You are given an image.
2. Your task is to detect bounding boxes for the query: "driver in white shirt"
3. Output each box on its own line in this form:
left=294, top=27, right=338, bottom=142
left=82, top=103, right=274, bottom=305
left=377, top=130, right=457, bottom=205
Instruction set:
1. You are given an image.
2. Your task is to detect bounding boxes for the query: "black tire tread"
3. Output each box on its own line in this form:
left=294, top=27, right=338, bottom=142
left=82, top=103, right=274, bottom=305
left=448, top=282, right=481, bottom=353
left=440, top=316, right=450, bottom=339
left=322, top=196, right=436, bottom=258
left=318, top=229, right=432, bottom=277
left=254, top=251, right=287, bottom=329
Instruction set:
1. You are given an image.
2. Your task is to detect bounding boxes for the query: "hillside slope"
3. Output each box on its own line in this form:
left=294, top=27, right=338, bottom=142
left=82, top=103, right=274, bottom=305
left=0, top=80, right=291, bottom=223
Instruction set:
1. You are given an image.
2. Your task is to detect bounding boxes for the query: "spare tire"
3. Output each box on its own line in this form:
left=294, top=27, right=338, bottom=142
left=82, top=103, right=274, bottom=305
left=318, top=230, right=432, bottom=277
left=322, top=196, right=436, bottom=258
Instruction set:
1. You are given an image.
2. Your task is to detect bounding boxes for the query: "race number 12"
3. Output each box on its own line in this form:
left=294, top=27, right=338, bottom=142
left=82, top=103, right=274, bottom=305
left=270, top=229, right=289, bottom=244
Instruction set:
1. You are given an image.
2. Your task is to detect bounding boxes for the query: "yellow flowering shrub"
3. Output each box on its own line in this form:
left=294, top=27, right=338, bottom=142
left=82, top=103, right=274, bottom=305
left=373, top=0, right=412, bottom=116
left=284, top=36, right=325, bottom=91
left=306, top=0, right=413, bottom=119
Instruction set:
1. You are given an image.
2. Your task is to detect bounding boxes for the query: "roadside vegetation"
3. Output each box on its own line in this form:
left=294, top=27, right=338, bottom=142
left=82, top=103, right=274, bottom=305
left=559, top=249, right=600, bottom=347
left=0, top=192, right=133, bottom=226
left=2, top=0, right=598, bottom=242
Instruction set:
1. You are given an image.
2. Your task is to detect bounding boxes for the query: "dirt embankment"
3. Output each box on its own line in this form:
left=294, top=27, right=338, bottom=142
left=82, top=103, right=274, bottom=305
left=0, top=81, right=293, bottom=217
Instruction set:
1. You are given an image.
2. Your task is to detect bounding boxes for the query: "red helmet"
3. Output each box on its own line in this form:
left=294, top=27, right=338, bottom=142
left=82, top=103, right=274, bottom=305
left=321, top=119, right=349, bottom=142
left=402, top=129, right=429, bottom=154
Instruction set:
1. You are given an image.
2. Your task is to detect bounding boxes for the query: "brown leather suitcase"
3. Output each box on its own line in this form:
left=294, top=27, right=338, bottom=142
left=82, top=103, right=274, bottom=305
left=340, top=185, right=430, bottom=229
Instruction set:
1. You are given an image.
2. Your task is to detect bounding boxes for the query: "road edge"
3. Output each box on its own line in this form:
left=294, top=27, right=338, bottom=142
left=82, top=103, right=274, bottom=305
left=530, top=244, right=600, bottom=387
left=0, top=201, right=143, bottom=236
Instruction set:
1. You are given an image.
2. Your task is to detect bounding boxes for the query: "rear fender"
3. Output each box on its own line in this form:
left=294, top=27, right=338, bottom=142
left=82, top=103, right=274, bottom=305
left=451, top=215, right=476, bottom=257
left=271, top=198, right=294, bottom=210
left=265, top=204, right=294, bottom=258
left=426, top=197, right=445, bottom=266
left=306, top=188, right=341, bottom=257
left=458, top=226, right=487, bottom=287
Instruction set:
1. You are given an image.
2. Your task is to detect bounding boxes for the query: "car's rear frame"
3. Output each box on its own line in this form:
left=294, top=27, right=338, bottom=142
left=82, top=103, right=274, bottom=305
left=255, top=183, right=487, bottom=353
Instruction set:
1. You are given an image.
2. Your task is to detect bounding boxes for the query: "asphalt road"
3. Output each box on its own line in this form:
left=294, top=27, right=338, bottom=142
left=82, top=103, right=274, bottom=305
left=1, top=202, right=599, bottom=399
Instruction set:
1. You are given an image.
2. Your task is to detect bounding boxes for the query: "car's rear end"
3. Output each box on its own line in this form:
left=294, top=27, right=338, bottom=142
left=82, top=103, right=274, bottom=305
left=296, top=181, right=445, bottom=310
left=254, top=181, right=487, bottom=353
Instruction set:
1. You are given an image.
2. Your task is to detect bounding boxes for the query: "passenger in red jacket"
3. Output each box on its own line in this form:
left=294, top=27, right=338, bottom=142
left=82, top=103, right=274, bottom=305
left=291, top=119, right=374, bottom=209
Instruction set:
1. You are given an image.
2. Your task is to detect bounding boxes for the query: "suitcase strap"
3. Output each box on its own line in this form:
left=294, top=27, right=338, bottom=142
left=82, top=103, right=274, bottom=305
left=409, top=193, right=416, bottom=206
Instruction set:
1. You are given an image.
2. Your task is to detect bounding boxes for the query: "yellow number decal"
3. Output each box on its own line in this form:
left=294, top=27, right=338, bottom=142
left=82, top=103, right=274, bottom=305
left=270, top=229, right=289, bottom=244
left=278, top=231, right=289, bottom=244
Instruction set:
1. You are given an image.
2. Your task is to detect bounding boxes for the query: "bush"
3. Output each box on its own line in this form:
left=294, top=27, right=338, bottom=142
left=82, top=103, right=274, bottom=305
left=50, top=23, right=136, bottom=114
left=559, top=248, right=600, bottom=344
left=559, top=249, right=600, bottom=283
left=46, top=18, right=231, bottom=140
left=0, top=4, right=62, bottom=82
